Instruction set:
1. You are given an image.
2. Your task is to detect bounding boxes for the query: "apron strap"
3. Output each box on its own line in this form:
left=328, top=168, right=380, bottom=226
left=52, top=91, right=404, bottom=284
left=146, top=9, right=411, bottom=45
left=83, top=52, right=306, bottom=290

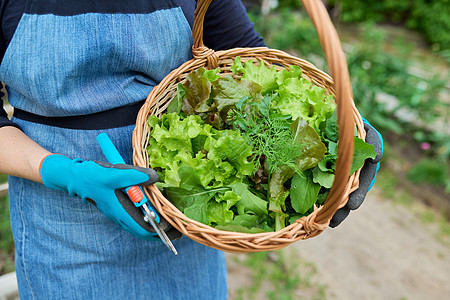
left=13, top=100, right=145, bottom=130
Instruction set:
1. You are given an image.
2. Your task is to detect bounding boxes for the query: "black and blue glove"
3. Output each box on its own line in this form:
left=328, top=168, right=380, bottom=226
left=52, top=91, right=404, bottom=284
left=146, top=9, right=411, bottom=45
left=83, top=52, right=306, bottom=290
left=330, top=119, right=383, bottom=227
left=40, top=154, right=181, bottom=240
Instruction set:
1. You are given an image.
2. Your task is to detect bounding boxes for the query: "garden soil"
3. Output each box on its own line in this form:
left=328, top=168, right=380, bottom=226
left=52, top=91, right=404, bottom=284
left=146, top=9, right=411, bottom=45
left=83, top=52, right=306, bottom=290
left=227, top=189, right=450, bottom=300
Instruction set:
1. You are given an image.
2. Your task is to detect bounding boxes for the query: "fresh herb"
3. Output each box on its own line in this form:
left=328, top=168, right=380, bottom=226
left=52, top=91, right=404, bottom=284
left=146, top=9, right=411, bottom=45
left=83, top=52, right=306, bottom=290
left=228, top=95, right=304, bottom=175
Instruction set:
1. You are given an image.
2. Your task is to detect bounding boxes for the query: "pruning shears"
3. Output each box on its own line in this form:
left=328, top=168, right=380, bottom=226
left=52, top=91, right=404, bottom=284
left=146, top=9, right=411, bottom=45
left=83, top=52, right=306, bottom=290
left=96, top=133, right=178, bottom=255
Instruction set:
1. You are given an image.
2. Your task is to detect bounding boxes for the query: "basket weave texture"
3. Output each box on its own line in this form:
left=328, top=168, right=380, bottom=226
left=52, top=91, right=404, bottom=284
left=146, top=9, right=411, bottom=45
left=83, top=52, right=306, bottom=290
left=133, top=0, right=366, bottom=253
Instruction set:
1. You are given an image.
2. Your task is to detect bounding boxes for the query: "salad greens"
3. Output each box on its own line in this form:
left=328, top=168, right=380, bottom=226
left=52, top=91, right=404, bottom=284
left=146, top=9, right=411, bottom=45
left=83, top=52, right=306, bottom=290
left=147, top=57, right=376, bottom=233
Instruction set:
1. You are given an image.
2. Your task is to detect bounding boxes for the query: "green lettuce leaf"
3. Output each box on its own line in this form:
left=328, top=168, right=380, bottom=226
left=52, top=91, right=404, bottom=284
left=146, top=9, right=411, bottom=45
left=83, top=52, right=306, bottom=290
left=217, top=191, right=241, bottom=210
left=212, top=76, right=262, bottom=111
left=291, top=118, right=327, bottom=171
left=208, top=191, right=241, bottom=226
left=274, top=76, right=336, bottom=130
left=351, top=136, right=377, bottom=174
left=215, top=214, right=271, bottom=233
left=167, top=83, right=185, bottom=114
left=318, top=155, right=337, bottom=172
left=206, top=130, right=255, bottom=177
left=230, top=57, right=278, bottom=94
left=196, top=159, right=235, bottom=188
left=164, top=166, right=233, bottom=225
left=207, top=201, right=235, bottom=226
left=165, top=186, right=224, bottom=224
left=177, top=165, right=203, bottom=189
left=290, top=171, right=321, bottom=214
left=182, top=68, right=214, bottom=115
left=148, top=113, right=201, bottom=152
left=312, top=167, right=335, bottom=189
left=276, top=65, right=303, bottom=84
left=324, top=110, right=338, bottom=142
left=318, top=136, right=377, bottom=176
left=203, top=68, right=220, bottom=82
left=268, top=165, right=295, bottom=230
left=231, top=182, right=268, bottom=219
left=148, top=113, right=250, bottom=188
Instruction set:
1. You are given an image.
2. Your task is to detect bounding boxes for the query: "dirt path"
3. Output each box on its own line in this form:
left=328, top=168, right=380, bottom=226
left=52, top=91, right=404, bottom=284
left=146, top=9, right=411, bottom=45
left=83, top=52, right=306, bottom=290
left=227, top=190, right=450, bottom=299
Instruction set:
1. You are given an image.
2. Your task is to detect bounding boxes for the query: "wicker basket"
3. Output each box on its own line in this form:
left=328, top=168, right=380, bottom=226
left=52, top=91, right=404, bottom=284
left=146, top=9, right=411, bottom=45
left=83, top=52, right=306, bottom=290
left=133, top=0, right=365, bottom=253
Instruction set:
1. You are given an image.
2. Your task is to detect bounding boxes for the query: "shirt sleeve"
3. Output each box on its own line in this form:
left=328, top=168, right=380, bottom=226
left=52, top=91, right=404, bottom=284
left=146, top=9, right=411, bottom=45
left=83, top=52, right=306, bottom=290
left=203, top=0, right=266, bottom=50
left=0, top=0, right=23, bottom=129
left=0, top=82, right=21, bottom=129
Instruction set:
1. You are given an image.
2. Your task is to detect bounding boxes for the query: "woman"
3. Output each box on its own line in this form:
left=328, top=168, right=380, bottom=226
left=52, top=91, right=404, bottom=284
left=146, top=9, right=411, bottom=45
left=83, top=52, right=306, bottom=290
left=0, top=0, right=381, bottom=298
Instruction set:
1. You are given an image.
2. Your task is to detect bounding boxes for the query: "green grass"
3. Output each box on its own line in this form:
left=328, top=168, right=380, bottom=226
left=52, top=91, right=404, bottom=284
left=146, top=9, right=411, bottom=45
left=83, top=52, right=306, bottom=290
left=375, top=159, right=450, bottom=247
left=232, top=249, right=327, bottom=300
left=0, top=174, right=15, bottom=275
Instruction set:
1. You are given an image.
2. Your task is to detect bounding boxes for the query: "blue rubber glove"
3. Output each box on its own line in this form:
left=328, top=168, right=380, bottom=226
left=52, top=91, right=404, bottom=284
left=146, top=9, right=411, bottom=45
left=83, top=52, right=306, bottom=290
left=40, top=154, right=181, bottom=240
left=330, top=119, right=384, bottom=227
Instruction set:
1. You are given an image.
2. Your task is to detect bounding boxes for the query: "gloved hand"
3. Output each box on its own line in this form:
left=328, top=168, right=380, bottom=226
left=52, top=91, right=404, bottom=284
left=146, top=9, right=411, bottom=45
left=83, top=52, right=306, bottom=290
left=330, top=119, right=383, bottom=227
left=40, top=154, right=181, bottom=240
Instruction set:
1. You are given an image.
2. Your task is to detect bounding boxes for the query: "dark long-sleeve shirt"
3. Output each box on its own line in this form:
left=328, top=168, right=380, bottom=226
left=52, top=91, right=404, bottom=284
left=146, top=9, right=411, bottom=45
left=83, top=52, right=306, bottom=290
left=0, top=0, right=265, bottom=129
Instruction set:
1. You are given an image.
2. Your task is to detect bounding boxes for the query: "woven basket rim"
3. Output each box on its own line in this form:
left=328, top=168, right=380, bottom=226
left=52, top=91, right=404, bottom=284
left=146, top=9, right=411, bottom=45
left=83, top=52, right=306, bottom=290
left=132, top=0, right=365, bottom=253
left=132, top=45, right=364, bottom=253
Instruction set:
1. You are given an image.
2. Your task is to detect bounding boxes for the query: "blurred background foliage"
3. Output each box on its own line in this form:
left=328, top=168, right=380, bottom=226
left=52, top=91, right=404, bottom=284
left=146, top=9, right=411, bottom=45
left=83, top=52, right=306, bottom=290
left=265, top=0, right=450, bottom=51
left=326, top=0, right=450, bottom=52
left=245, top=0, right=450, bottom=194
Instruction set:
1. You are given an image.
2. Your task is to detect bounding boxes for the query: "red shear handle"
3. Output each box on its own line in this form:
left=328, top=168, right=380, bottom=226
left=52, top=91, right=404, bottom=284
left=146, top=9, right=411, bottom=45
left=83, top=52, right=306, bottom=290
left=127, top=186, right=145, bottom=204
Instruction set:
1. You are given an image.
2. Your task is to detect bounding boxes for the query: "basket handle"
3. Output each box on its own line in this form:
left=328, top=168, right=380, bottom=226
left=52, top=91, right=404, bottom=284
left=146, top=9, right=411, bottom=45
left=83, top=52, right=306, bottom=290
left=192, top=0, right=355, bottom=226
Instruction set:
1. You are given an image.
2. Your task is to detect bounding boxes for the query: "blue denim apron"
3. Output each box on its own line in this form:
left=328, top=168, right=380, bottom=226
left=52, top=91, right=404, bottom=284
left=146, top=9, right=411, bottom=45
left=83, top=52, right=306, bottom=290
left=0, top=3, right=227, bottom=299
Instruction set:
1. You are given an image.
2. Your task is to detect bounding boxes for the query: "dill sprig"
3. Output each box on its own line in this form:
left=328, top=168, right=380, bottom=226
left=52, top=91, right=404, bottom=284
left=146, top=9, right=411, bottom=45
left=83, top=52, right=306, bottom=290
left=228, top=95, right=302, bottom=175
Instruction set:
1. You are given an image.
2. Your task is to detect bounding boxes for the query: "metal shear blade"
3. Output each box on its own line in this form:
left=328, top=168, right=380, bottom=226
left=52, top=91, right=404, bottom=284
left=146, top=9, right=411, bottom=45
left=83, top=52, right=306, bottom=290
left=142, top=204, right=178, bottom=255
